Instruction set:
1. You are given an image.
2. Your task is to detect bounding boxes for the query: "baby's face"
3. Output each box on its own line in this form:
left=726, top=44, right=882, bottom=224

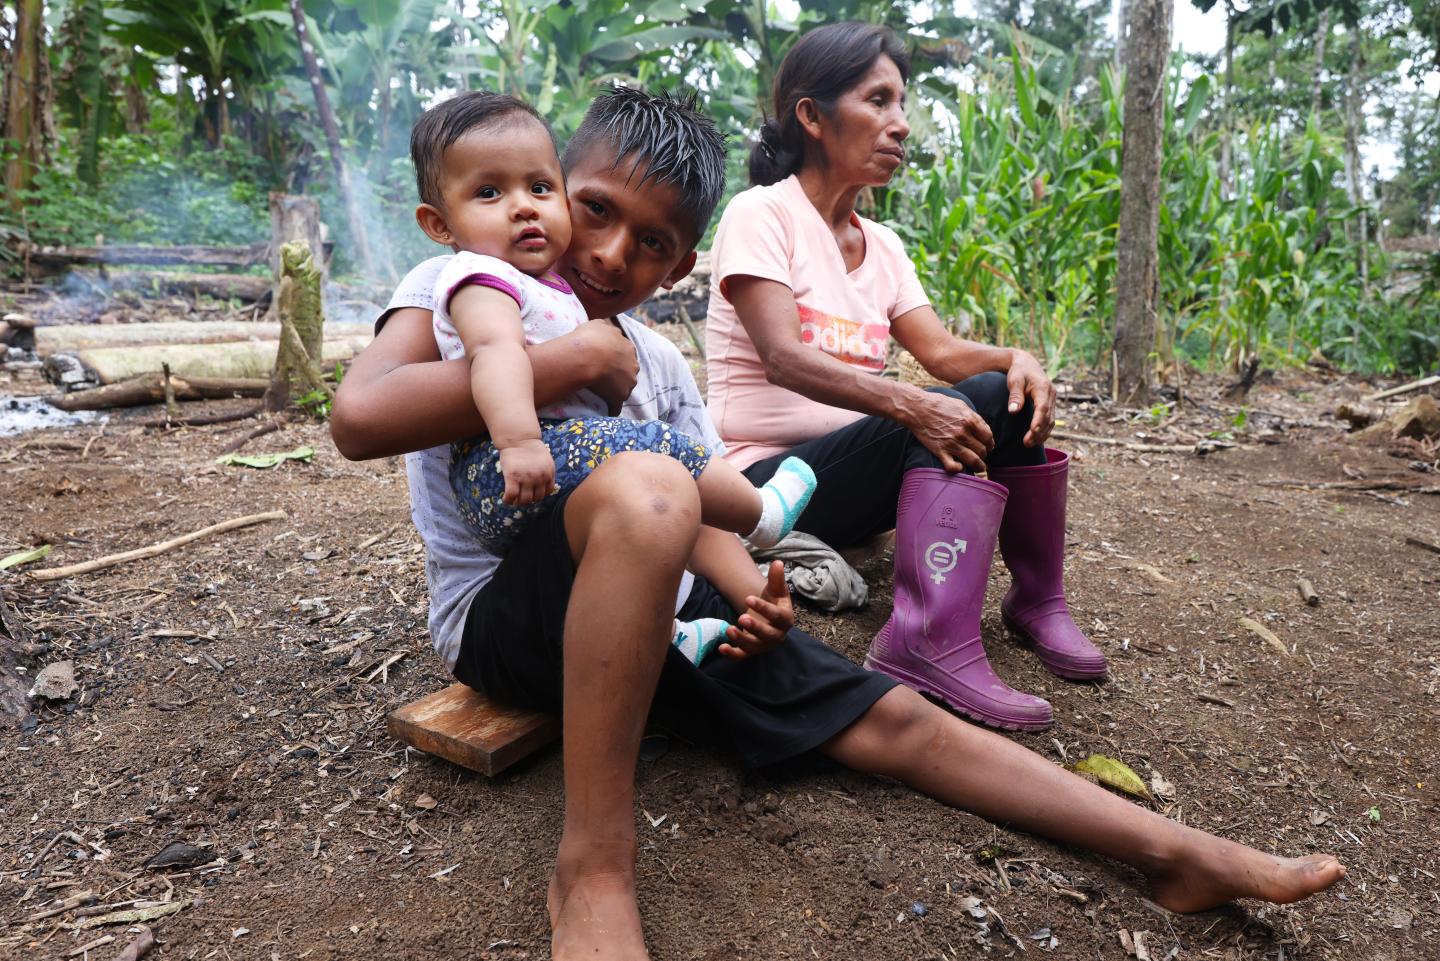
left=433, top=117, right=571, bottom=276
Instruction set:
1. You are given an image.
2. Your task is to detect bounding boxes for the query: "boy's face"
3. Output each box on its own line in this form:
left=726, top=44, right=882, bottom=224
left=415, top=117, right=571, bottom=277
left=557, top=149, right=698, bottom=319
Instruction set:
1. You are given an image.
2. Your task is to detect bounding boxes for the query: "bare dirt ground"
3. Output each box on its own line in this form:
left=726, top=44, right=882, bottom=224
left=2, top=345, right=1438, bottom=961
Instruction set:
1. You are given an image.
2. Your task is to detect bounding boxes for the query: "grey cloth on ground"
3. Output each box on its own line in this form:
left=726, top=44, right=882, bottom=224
left=750, top=532, right=867, bottom=613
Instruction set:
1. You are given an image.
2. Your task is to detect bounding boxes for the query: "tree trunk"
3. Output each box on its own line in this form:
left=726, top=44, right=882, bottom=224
left=287, top=0, right=381, bottom=279
left=266, top=241, right=331, bottom=411
left=269, top=193, right=325, bottom=279
left=1310, top=8, right=1330, bottom=117
left=1342, top=28, right=1369, bottom=298
left=1116, top=0, right=1130, bottom=68
left=1219, top=7, right=1234, bottom=191
left=1112, top=0, right=1172, bottom=408
left=2, top=0, right=45, bottom=216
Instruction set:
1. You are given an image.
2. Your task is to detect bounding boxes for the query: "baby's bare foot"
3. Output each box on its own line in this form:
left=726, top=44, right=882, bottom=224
left=1148, top=835, right=1345, bottom=913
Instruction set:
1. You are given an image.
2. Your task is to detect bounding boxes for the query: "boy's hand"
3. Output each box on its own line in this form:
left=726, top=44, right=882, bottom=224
left=498, top=439, right=556, bottom=505
left=578, top=320, right=639, bottom=415
left=719, top=561, right=794, bottom=661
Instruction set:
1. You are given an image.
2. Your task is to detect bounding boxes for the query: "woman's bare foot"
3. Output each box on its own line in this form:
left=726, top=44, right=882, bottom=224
left=548, top=840, right=650, bottom=960
left=1147, top=831, right=1346, bottom=913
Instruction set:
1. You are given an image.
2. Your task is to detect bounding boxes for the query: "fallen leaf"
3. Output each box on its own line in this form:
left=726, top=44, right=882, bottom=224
left=1073, top=755, right=1153, bottom=802
left=1130, top=562, right=1173, bottom=585
left=413, top=793, right=438, bottom=810
left=28, top=660, right=77, bottom=701
left=958, top=895, right=987, bottom=920
left=144, top=841, right=218, bottom=871
left=1238, top=616, right=1289, bottom=656
left=77, top=901, right=187, bottom=928
left=232, top=928, right=250, bottom=939
left=0, top=544, right=52, bottom=571
left=215, top=445, right=315, bottom=470
left=1148, top=772, right=1176, bottom=801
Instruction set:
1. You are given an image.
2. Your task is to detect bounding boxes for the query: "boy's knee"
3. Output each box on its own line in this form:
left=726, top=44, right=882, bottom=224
left=582, top=452, right=701, bottom=534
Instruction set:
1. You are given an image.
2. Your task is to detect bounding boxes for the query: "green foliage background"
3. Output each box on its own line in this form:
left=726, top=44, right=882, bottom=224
left=3, top=0, right=1439, bottom=373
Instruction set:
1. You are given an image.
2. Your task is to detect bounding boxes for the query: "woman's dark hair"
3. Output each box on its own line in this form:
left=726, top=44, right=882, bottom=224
left=748, top=22, right=910, bottom=186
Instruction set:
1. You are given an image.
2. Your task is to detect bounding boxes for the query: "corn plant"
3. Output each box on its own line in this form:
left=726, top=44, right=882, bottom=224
left=879, top=41, right=1422, bottom=374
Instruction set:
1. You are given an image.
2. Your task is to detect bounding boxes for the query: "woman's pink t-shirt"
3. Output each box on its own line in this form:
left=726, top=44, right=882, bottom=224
left=705, top=175, right=930, bottom=469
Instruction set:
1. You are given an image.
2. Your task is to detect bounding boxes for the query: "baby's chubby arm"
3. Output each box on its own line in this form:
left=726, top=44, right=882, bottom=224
left=449, top=284, right=553, bottom=505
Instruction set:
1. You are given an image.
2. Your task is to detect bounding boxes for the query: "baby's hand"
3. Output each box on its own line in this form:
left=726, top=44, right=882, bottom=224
left=498, top=439, right=556, bottom=506
left=719, top=560, right=794, bottom=661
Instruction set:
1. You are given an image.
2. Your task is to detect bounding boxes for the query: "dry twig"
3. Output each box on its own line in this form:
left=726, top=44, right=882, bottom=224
left=30, top=511, right=287, bottom=581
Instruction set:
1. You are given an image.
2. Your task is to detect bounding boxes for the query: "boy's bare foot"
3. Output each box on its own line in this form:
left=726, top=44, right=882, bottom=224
left=1147, top=831, right=1345, bottom=913
left=548, top=840, right=650, bottom=960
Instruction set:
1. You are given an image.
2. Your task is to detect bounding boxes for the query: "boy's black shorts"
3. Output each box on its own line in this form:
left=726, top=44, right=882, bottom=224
left=452, top=492, right=896, bottom=769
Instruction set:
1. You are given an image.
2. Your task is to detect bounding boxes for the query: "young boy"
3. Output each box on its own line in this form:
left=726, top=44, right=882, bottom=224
left=333, top=88, right=1343, bottom=961
left=404, top=90, right=815, bottom=663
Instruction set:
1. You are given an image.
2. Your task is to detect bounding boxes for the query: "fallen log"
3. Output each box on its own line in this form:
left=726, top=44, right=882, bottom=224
left=104, top=270, right=272, bottom=303
left=32, top=320, right=371, bottom=355
left=68, top=335, right=369, bottom=384
left=20, top=243, right=269, bottom=271
left=47, top=373, right=269, bottom=411
left=1364, top=375, right=1440, bottom=403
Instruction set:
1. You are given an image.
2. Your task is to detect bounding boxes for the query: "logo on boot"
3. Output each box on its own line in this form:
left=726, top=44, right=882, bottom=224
left=937, top=505, right=960, bottom=529
left=924, top=539, right=968, bottom=584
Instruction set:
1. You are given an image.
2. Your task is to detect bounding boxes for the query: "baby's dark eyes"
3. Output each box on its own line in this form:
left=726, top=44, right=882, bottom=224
left=477, top=185, right=499, bottom=199
left=532, top=182, right=553, bottom=195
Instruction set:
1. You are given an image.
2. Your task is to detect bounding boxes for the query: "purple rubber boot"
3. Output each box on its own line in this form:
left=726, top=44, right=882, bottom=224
left=989, top=449, right=1108, bottom=680
left=863, top=468, right=1053, bottom=731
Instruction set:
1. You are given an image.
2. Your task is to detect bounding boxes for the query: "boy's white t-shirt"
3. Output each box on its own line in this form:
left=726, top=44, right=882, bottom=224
left=382, top=256, right=723, bottom=671
left=431, top=252, right=608, bottom=421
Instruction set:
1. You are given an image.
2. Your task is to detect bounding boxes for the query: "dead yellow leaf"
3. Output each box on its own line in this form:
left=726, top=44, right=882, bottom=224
left=1238, top=616, right=1289, bottom=656
left=1073, top=754, right=1153, bottom=802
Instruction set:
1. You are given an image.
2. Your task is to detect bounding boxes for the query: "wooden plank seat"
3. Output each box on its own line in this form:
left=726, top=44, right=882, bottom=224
left=387, top=683, right=560, bottom=777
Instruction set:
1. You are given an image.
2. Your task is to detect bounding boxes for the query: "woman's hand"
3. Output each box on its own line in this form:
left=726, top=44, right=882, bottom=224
left=1005, top=349, right=1056, bottom=447
left=574, top=319, right=638, bottom=415
left=718, top=561, right=794, bottom=661
left=901, top=389, right=994, bottom=473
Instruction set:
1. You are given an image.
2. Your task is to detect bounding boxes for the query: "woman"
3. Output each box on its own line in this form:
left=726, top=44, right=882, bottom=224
left=707, top=21, right=1101, bottom=731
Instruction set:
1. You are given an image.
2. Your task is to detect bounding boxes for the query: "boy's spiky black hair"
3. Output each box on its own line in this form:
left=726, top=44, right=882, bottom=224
left=410, top=90, right=553, bottom=208
left=562, top=86, right=727, bottom=243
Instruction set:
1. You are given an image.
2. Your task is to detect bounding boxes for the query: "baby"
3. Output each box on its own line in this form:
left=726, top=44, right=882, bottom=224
left=408, top=91, right=817, bottom=663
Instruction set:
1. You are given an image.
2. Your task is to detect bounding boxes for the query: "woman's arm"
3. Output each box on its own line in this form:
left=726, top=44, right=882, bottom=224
left=891, top=305, right=1055, bottom=447
left=331, top=308, right=639, bottom=460
left=726, top=275, right=994, bottom=472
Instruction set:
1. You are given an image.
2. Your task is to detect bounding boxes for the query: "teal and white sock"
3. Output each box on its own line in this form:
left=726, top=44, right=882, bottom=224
left=745, top=456, right=818, bottom=549
left=672, top=617, right=730, bottom=666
